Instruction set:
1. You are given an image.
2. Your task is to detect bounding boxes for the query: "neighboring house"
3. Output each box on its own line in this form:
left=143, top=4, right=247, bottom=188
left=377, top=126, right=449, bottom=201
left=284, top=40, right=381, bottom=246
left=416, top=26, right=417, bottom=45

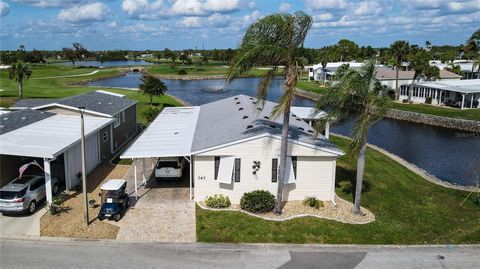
left=11, top=90, right=138, bottom=157
left=375, top=67, right=462, bottom=90
left=430, top=60, right=479, bottom=80
left=399, top=79, right=480, bottom=109
left=308, top=62, right=364, bottom=82
left=1, top=91, right=138, bottom=203
left=121, top=95, right=344, bottom=204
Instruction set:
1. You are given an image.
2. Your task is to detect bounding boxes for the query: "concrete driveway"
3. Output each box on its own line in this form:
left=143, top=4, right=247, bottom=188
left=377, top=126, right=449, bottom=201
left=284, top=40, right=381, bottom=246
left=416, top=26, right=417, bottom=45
left=0, top=204, right=47, bottom=236
left=112, top=160, right=196, bottom=242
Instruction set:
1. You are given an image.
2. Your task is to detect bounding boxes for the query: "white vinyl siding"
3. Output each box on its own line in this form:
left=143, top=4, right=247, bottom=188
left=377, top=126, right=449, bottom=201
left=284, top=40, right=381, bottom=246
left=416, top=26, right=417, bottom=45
left=194, top=136, right=336, bottom=203
left=64, top=133, right=101, bottom=190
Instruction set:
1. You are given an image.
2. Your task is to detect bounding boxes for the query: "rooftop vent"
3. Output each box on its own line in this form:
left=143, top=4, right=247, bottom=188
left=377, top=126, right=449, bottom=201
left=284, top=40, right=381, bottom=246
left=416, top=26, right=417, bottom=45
left=243, top=116, right=249, bottom=119
left=263, top=116, right=270, bottom=120
left=3, top=117, right=8, bottom=120
left=236, top=102, right=241, bottom=105
left=249, top=97, right=254, bottom=100
left=298, top=127, right=304, bottom=131
left=108, top=102, right=112, bottom=105
left=292, top=114, right=297, bottom=117
left=269, top=124, right=276, bottom=129
left=234, top=97, right=239, bottom=100
left=98, top=102, right=102, bottom=104
left=239, top=107, right=244, bottom=111
left=246, top=125, right=253, bottom=129
left=308, top=130, right=314, bottom=133
left=296, top=118, right=301, bottom=121
left=174, top=132, right=179, bottom=135
left=252, top=101, right=257, bottom=105
left=21, top=117, right=26, bottom=120
left=256, top=107, right=262, bottom=111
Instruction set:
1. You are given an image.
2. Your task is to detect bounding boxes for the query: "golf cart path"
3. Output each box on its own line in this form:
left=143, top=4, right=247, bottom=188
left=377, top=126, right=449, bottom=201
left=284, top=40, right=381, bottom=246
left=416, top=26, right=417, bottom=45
left=32, top=70, right=100, bottom=79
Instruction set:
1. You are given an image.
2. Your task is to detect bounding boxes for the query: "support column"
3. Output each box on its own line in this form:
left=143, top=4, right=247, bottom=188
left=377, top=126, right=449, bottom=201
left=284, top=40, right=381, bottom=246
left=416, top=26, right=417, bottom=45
left=133, top=159, right=138, bottom=200
left=325, top=121, right=330, bottom=139
left=142, top=158, right=147, bottom=185
left=189, top=156, right=193, bottom=200
left=461, top=93, right=465, bottom=110
left=44, top=158, right=52, bottom=205
left=470, top=94, right=474, bottom=109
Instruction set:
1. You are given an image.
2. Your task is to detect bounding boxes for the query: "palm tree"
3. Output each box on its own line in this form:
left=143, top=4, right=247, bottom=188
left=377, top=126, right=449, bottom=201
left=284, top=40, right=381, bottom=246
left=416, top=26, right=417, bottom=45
left=9, top=60, right=32, bottom=99
left=139, top=74, right=167, bottom=106
left=314, top=60, right=392, bottom=214
left=389, top=41, right=410, bottom=100
left=424, top=66, right=440, bottom=81
left=407, top=50, right=430, bottom=101
left=227, top=11, right=313, bottom=214
left=473, top=54, right=480, bottom=79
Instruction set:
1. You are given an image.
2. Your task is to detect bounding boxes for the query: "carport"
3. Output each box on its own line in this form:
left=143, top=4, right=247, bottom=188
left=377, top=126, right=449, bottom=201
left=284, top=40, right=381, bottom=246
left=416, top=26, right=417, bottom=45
left=120, top=107, right=200, bottom=200
left=0, top=114, right=113, bottom=204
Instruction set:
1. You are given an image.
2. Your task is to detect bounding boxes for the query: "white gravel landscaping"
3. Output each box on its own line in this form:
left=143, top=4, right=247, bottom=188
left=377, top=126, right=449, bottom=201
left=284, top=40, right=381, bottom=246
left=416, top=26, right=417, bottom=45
left=198, top=195, right=375, bottom=224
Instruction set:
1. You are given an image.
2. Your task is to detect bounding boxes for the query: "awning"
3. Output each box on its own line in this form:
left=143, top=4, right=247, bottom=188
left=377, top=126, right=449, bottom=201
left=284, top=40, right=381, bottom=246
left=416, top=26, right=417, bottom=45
left=217, top=156, right=234, bottom=184
left=121, top=106, right=200, bottom=159
left=0, top=114, right=113, bottom=158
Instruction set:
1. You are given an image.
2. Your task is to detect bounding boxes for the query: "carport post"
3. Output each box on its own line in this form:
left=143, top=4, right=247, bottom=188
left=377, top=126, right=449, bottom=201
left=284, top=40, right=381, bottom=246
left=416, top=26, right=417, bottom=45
left=189, top=156, right=193, bottom=200
left=43, top=158, right=53, bottom=205
left=142, top=158, right=147, bottom=185
left=133, top=159, right=138, bottom=200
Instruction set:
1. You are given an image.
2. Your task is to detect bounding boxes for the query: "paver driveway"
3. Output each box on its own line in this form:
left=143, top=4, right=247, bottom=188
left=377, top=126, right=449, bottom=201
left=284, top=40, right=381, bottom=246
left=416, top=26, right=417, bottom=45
left=114, top=159, right=196, bottom=242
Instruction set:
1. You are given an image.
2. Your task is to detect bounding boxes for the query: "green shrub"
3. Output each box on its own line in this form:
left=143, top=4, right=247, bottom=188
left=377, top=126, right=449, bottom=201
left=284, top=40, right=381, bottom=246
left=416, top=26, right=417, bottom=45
left=402, top=99, right=409, bottom=103
left=177, top=69, right=187, bottom=75
left=240, top=190, right=275, bottom=213
left=425, top=96, right=433, bottom=104
left=303, top=197, right=323, bottom=209
left=141, top=105, right=163, bottom=123
left=205, top=194, right=231, bottom=208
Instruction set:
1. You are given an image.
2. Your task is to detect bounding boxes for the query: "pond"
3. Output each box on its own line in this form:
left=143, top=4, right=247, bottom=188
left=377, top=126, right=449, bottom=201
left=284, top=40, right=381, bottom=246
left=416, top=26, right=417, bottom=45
left=54, top=60, right=153, bottom=67
left=87, top=72, right=480, bottom=186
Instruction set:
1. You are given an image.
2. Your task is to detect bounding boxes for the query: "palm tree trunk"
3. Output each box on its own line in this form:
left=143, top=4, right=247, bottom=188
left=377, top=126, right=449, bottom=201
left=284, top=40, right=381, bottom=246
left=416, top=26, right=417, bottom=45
left=18, top=79, right=23, bottom=99
left=353, top=142, right=367, bottom=214
left=395, top=68, right=400, bottom=100
left=149, top=95, right=153, bottom=106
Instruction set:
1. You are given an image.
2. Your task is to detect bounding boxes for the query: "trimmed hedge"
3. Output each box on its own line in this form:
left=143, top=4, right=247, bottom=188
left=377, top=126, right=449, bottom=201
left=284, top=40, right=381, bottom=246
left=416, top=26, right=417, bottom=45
left=205, top=194, right=231, bottom=208
left=240, top=190, right=275, bottom=213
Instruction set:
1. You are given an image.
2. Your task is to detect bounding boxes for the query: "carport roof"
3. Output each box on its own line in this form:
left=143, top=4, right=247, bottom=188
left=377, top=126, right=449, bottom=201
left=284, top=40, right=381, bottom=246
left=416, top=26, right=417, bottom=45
left=121, top=106, right=200, bottom=159
left=0, top=114, right=113, bottom=159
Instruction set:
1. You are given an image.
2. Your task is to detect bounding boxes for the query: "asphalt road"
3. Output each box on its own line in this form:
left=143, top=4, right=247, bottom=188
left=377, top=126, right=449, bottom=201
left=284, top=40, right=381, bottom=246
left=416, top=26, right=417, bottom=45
left=1, top=237, right=479, bottom=269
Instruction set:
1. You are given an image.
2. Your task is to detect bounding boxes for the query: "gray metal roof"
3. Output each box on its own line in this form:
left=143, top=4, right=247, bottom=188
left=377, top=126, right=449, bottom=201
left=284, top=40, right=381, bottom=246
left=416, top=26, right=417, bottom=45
left=191, top=95, right=342, bottom=154
left=12, top=91, right=137, bottom=116
left=0, top=109, right=55, bottom=135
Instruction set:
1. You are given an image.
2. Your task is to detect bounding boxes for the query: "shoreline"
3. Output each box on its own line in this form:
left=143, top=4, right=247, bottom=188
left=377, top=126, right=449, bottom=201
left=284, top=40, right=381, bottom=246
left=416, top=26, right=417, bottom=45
left=331, top=133, right=479, bottom=192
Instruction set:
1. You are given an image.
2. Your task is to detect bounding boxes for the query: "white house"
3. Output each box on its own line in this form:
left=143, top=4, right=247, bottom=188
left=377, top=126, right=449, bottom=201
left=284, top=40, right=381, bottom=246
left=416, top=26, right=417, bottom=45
left=121, top=95, right=344, bottom=204
left=399, top=79, right=480, bottom=109
left=430, top=60, right=479, bottom=80
left=308, top=62, right=364, bottom=82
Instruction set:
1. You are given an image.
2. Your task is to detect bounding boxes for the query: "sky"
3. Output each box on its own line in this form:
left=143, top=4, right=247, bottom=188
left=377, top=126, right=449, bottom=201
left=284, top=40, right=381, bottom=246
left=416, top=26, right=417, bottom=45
left=0, top=0, right=479, bottom=51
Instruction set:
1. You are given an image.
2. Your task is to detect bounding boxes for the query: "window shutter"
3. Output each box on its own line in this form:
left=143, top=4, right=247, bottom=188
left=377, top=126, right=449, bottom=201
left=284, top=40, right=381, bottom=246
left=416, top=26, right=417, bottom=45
left=272, top=158, right=278, bottom=182
left=214, top=157, right=220, bottom=180
left=234, top=158, right=241, bottom=182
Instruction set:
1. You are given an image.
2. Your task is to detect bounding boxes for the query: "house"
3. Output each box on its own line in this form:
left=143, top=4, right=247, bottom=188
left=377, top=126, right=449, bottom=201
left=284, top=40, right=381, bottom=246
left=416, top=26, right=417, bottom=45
left=121, top=95, right=344, bottom=204
left=430, top=60, right=479, bottom=80
left=1, top=91, right=138, bottom=203
left=399, top=79, right=480, bottom=109
left=308, top=62, right=364, bottom=82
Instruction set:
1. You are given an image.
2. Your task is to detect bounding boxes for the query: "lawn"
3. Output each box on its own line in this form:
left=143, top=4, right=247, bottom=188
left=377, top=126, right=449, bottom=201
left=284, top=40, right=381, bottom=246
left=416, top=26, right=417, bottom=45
left=393, top=102, right=480, bottom=122
left=0, top=64, right=181, bottom=125
left=296, top=80, right=330, bottom=94
left=196, top=136, right=480, bottom=244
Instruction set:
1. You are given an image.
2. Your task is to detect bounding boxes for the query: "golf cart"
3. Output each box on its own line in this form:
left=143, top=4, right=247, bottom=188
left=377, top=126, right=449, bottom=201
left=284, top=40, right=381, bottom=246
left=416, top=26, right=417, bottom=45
left=98, top=179, right=129, bottom=222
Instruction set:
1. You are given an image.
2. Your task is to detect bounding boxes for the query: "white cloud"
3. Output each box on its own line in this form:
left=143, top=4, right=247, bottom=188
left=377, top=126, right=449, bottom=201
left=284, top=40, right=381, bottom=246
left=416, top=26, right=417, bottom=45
left=0, top=1, right=10, bottom=17
left=354, top=1, right=383, bottom=16
left=306, top=0, right=347, bottom=10
left=58, top=2, right=110, bottom=23
left=12, top=0, right=108, bottom=8
left=315, top=13, right=334, bottom=21
left=278, top=2, right=291, bottom=13
left=178, top=16, right=202, bottom=27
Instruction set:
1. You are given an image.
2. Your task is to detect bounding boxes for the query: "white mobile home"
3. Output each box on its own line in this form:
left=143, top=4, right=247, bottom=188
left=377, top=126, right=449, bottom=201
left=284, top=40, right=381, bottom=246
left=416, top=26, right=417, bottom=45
left=122, top=95, right=343, bottom=204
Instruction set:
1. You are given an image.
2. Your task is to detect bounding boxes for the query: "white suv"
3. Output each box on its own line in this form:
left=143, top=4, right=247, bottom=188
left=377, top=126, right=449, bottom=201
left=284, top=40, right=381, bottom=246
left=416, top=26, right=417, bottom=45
left=155, top=157, right=185, bottom=179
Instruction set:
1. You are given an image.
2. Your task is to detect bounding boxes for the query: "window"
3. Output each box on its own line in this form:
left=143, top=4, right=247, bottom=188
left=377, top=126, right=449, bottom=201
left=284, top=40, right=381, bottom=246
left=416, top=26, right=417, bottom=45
left=214, top=157, right=220, bottom=180
left=271, top=158, right=278, bottom=182
left=114, top=114, right=121, bottom=128
left=30, top=177, right=45, bottom=191
left=103, top=131, right=109, bottom=142
left=233, top=158, right=241, bottom=182
left=122, top=111, right=126, bottom=123
left=291, top=157, right=297, bottom=179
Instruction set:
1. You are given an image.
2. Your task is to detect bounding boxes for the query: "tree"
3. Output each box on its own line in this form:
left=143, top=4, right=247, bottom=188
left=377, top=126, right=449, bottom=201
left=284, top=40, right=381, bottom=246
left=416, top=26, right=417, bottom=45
left=138, top=74, right=167, bottom=106
left=335, top=39, right=359, bottom=61
left=473, top=53, right=480, bottom=79
left=179, top=52, right=188, bottom=65
left=407, top=50, right=430, bottom=101
left=389, top=41, right=410, bottom=100
left=425, top=40, right=432, bottom=51
left=227, top=11, right=313, bottom=214
left=424, top=66, right=440, bottom=81
left=314, top=60, right=392, bottom=214
left=62, top=42, right=88, bottom=68
left=8, top=46, right=33, bottom=99
left=163, top=48, right=177, bottom=69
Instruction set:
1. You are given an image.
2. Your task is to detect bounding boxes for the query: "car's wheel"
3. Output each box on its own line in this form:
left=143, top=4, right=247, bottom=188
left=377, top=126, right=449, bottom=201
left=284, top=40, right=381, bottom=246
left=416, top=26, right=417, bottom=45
left=98, top=214, right=105, bottom=221
left=126, top=198, right=130, bottom=208
left=52, top=184, right=59, bottom=195
left=28, top=200, right=37, bottom=214
left=113, top=213, right=121, bottom=222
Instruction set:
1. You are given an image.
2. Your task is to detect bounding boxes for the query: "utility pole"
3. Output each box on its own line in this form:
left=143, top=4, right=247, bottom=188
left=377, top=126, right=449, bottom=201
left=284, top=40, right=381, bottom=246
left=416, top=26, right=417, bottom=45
left=79, top=107, right=89, bottom=225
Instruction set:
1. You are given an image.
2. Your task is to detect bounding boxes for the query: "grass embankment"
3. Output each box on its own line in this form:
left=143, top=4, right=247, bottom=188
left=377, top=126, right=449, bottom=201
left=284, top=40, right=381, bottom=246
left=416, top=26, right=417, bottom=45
left=296, top=80, right=329, bottom=94
left=0, top=65, right=181, bottom=125
left=393, top=103, right=480, bottom=122
left=145, top=61, right=281, bottom=78
left=196, top=136, right=480, bottom=244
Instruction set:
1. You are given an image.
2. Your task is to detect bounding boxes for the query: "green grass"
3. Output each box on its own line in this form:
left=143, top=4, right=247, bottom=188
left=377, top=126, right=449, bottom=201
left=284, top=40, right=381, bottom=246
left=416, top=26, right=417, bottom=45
left=393, top=103, right=480, bottom=122
left=196, top=136, right=480, bottom=244
left=0, top=65, right=181, bottom=124
left=296, top=80, right=330, bottom=94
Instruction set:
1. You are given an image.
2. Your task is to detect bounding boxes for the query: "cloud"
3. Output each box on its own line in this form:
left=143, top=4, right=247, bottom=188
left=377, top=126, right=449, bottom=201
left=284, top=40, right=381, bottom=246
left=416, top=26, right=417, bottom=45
left=278, top=2, right=291, bottom=12
left=178, top=16, right=202, bottom=28
left=12, top=0, right=110, bottom=8
left=0, top=1, right=9, bottom=17
left=58, top=2, right=110, bottom=23
left=306, top=0, right=347, bottom=10
left=354, top=1, right=383, bottom=16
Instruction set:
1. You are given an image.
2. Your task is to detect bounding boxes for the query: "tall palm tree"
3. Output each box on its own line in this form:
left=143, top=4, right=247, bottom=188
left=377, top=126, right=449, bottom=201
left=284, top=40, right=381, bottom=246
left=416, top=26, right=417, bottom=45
left=9, top=62, right=32, bottom=99
left=407, top=50, right=430, bottom=101
left=314, top=60, right=392, bottom=214
left=389, top=41, right=410, bottom=100
left=227, top=11, right=313, bottom=214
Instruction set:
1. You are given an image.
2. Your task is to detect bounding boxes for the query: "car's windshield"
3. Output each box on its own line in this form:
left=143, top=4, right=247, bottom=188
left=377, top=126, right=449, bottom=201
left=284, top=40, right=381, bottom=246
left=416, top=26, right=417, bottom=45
left=0, top=187, right=27, bottom=199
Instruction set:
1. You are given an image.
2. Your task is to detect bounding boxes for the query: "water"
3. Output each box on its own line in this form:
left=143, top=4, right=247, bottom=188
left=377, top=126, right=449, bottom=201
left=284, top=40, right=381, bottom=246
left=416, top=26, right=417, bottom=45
left=87, top=72, right=480, bottom=186
left=54, top=60, right=153, bottom=67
